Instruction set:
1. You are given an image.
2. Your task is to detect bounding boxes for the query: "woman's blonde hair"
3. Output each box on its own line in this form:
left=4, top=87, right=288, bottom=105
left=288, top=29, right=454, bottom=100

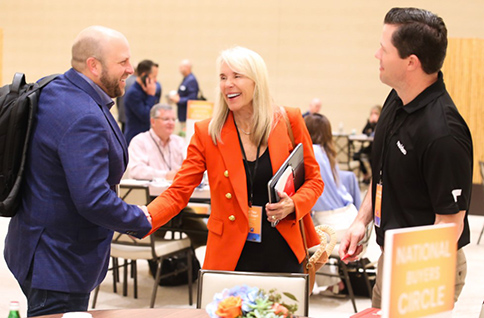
left=209, top=46, right=274, bottom=145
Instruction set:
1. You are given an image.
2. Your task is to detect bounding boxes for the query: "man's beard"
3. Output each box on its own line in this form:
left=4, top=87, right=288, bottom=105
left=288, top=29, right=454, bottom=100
left=100, top=67, right=123, bottom=98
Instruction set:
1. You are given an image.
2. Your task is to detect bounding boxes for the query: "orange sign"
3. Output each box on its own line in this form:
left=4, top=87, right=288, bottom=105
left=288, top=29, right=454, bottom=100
left=187, top=100, right=213, bottom=120
left=382, top=224, right=457, bottom=318
left=186, top=100, right=214, bottom=143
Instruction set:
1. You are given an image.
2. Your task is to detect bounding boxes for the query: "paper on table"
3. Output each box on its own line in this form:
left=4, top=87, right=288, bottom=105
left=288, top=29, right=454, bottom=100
left=120, top=178, right=151, bottom=186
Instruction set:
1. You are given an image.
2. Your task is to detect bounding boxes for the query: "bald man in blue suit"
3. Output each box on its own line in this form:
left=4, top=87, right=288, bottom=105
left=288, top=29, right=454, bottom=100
left=4, top=26, right=152, bottom=317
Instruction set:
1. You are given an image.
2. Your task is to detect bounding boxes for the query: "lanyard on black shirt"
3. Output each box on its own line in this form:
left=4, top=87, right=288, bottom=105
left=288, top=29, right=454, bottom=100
left=234, top=118, right=260, bottom=208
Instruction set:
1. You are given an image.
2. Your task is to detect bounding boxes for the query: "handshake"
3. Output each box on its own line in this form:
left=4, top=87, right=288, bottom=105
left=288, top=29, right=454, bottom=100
left=138, top=205, right=152, bottom=225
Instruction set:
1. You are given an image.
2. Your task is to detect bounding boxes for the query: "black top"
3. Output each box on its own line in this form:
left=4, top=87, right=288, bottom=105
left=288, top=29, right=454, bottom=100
left=362, top=120, right=377, bottom=136
left=371, top=72, right=473, bottom=249
left=235, top=148, right=303, bottom=273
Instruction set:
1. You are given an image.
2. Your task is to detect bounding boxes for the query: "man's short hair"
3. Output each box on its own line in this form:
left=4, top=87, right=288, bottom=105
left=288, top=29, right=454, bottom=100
left=384, top=7, right=447, bottom=74
left=137, top=59, right=159, bottom=76
left=150, top=103, right=173, bottom=119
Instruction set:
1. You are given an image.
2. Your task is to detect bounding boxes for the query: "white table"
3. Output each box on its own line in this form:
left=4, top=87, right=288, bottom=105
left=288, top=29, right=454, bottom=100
left=348, top=134, right=374, bottom=143
left=119, top=179, right=210, bottom=234
left=120, top=179, right=210, bottom=202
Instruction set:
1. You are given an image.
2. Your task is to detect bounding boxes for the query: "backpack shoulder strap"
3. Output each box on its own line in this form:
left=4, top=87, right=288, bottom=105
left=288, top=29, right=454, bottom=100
left=37, top=74, right=60, bottom=88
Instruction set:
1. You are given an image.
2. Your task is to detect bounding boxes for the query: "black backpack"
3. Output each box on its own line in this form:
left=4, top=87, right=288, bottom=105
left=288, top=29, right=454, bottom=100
left=0, top=73, right=58, bottom=217
left=197, top=89, right=207, bottom=101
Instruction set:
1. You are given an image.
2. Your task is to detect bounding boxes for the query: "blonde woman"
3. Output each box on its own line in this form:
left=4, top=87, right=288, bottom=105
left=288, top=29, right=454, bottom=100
left=147, top=46, right=324, bottom=273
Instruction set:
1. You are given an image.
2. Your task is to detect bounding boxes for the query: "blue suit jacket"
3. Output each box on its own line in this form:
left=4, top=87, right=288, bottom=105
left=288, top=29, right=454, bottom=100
left=176, top=73, right=199, bottom=122
left=124, top=81, right=161, bottom=144
left=4, top=69, right=152, bottom=293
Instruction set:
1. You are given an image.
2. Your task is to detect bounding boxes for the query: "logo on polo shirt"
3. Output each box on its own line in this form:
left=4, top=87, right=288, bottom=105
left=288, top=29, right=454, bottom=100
left=396, top=140, right=407, bottom=155
left=452, top=189, right=462, bottom=202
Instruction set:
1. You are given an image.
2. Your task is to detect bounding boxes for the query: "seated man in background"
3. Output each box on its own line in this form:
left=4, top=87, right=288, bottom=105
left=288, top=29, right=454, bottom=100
left=128, top=103, right=207, bottom=250
left=128, top=103, right=185, bottom=181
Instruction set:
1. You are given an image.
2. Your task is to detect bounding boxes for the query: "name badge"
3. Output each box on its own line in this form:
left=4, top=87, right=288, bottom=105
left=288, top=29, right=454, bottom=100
left=374, top=182, right=382, bottom=227
left=247, top=206, right=262, bottom=243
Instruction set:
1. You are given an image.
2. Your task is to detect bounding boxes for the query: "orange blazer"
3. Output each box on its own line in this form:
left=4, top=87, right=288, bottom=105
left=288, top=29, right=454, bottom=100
left=147, top=107, right=324, bottom=270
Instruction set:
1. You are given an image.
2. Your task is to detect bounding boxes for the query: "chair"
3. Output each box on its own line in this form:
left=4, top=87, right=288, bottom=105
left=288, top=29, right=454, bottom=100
left=478, top=161, right=484, bottom=245
left=332, top=133, right=351, bottom=170
left=196, top=270, right=309, bottom=316
left=91, top=184, right=194, bottom=308
left=311, top=218, right=374, bottom=313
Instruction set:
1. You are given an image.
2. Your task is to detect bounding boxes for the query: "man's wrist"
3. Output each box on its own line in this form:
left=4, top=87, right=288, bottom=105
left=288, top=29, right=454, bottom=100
left=138, top=205, right=152, bottom=225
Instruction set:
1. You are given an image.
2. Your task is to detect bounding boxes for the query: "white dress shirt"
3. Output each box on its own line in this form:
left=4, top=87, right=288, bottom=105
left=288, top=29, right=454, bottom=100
left=128, top=129, right=186, bottom=180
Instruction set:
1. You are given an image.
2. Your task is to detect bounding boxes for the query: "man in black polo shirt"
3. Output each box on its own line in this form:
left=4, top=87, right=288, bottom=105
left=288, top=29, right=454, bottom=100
left=339, top=7, right=473, bottom=309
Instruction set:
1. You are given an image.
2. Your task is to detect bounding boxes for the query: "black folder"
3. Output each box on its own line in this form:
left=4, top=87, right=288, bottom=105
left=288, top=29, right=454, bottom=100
left=267, top=143, right=305, bottom=203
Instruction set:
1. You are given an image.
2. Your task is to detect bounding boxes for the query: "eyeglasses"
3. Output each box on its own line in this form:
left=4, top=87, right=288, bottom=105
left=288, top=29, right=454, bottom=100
left=154, top=117, right=176, bottom=122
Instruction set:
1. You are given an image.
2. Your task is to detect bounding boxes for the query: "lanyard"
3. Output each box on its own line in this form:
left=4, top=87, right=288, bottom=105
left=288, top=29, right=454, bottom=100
left=234, top=117, right=260, bottom=207
left=149, top=131, right=172, bottom=171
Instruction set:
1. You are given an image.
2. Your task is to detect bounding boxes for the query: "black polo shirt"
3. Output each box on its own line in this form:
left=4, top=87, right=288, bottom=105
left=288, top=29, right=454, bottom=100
left=371, top=72, right=473, bottom=249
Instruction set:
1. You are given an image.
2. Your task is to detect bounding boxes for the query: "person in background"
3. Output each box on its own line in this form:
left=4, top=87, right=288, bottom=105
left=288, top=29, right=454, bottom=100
left=339, top=7, right=473, bottom=309
left=115, top=73, right=136, bottom=132
left=305, top=113, right=361, bottom=212
left=4, top=26, right=152, bottom=317
left=124, top=59, right=162, bottom=144
left=146, top=46, right=324, bottom=273
left=169, top=59, right=199, bottom=132
left=128, top=103, right=207, bottom=276
left=304, top=113, right=361, bottom=296
left=302, top=97, right=322, bottom=117
left=128, top=103, right=186, bottom=181
left=353, top=105, right=381, bottom=184
left=361, top=105, right=381, bottom=137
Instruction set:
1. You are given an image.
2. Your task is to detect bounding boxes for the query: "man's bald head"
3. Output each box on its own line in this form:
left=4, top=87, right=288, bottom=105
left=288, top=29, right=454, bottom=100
left=71, top=26, right=127, bottom=71
left=309, top=98, right=322, bottom=114
left=179, top=59, right=192, bottom=77
left=70, top=26, right=134, bottom=98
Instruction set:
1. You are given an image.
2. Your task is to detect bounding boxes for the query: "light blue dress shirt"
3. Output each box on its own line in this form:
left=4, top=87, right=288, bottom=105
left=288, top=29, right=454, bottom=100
left=311, top=145, right=361, bottom=211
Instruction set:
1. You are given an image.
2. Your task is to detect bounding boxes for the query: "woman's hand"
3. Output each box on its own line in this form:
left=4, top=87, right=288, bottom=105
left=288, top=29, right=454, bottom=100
left=265, top=191, right=295, bottom=223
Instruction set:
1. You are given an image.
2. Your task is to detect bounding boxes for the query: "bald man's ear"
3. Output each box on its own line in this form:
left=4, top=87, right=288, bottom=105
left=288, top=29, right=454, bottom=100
left=86, top=57, right=101, bottom=78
